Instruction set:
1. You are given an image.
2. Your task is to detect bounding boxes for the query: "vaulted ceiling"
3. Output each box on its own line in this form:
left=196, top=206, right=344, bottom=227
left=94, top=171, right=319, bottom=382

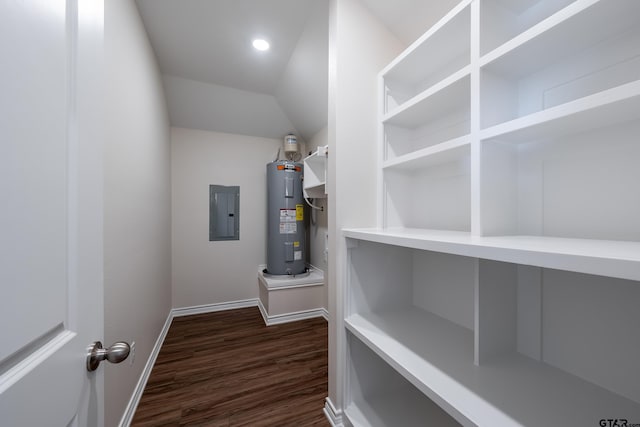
left=135, top=0, right=457, bottom=142
left=135, top=0, right=317, bottom=95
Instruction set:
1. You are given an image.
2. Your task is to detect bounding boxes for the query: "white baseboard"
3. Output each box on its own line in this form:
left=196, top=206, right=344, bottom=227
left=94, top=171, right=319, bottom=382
left=171, top=298, right=259, bottom=317
left=257, top=298, right=328, bottom=326
left=119, top=298, right=328, bottom=426
left=324, top=397, right=345, bottom=427
left=118, top=309, right=173, bottom=427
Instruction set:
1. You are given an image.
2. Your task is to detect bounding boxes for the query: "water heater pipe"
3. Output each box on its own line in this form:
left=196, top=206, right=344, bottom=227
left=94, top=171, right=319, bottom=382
left=304, top=196, right=323, bottom=211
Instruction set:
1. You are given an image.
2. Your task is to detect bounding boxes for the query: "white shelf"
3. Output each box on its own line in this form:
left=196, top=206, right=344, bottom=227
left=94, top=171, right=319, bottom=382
left=304, top=145, right=327, bottom=168
left=346, top=309, right=474, bottom=426
left=303, top=145, right=327, bottom=198
left=343, top=228, right=640, bottom=282
left=346, top=309, right=640, bottom=427
left=383, top=70, right=470, bottom=129
left=479, top=0, right=576, bottom=55
left=383, top=67, right=471, bottom=128
left=302, top=183, right=325, bottom=199
left=382, top=136, right=470, bottom=171
left=381, top=166, right=470, bottom=231
left=480, top=0, right=640, bottom=77
left=303, top=175, right=326, bottom=189
left=382, top=0, right=470, bottom=112
left=488, top=0, right=567, bottom=15
left=345, top=387, right=461, bottom=427
left=480, top=79, right=640, bottom=141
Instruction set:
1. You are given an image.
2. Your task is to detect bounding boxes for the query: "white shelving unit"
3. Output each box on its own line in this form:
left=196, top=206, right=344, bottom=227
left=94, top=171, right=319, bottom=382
left=303, top=145, right=328, bottom=199
left=346, top=334, right=462, bottom=427
left=344, top=228, right=640, bottom=282
left=381, top=0, right=471, bottom=115
left=479, top=0, right=640, bottom=128
left=343, top=0, right=640, bottom=425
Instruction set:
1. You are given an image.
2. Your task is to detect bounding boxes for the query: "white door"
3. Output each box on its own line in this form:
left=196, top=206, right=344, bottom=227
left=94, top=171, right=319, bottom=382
left=0, top=0, right=105, bottom=425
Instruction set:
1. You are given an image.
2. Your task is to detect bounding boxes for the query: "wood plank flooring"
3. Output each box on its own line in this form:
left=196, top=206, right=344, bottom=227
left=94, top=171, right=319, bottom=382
left=131, top=307, right=330, bottom=426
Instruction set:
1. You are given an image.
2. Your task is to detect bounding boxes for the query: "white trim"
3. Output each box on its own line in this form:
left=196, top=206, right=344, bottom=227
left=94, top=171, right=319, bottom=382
left=324, top=397, right=345, bottom=427
left=118, top=310, right=173, bottom=427
left=257, top=298, right=270, bottom=325
left=171, top=298, right=259, bottom=317
left=257, top=299, right=329, bottom=326
left=258, top=264, right=325, bottom=291
left=259, top=279, right=325, bottom=291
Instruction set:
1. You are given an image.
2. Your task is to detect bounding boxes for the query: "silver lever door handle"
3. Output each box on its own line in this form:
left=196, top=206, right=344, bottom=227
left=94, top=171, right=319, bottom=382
left=86, top=341, right=130, bottom=372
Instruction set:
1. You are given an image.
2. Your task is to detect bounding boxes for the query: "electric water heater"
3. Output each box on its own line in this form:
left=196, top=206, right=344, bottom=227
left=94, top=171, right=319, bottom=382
left=266, top=160, right=305, bottom=275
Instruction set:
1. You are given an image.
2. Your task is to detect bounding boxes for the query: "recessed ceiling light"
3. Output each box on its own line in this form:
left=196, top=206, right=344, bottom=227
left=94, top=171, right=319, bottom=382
left=252, top=39, right=270, bottom=51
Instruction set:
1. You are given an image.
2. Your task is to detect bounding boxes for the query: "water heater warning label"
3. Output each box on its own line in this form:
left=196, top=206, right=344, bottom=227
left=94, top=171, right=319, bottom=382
left=279, top=223, right=297, bottom=234
left=280, top=209, right=296, bottom=222
left=279, top=209, right=299, bottom=234
left=296, top=204, right=304, bottom=221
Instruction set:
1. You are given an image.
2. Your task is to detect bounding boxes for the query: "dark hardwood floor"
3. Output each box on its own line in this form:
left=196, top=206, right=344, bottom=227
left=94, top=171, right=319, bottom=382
left=131, top=307, right=330, bottom=427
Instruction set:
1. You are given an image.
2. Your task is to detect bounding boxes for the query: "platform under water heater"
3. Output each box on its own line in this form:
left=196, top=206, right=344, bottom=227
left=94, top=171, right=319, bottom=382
left=266, top=160, right=305, bottom=275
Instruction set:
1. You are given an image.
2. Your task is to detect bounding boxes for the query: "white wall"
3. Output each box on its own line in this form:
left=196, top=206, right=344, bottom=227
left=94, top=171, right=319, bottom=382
left=104, top=1, right=172, bottom=426
left=275, top=0, right=329, bottom=141
left=163, top=75, right=298, bottom=140
left=327, top=0, right=404, bottom=413
left=306, top=126, right=329, bottom=308
left=171, top=127, right=282, bottom=308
